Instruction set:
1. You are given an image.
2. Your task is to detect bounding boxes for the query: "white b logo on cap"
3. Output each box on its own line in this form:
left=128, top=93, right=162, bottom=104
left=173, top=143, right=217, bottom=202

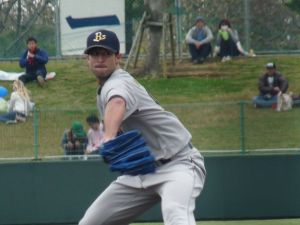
left=93, top=32, right=106, bottom=42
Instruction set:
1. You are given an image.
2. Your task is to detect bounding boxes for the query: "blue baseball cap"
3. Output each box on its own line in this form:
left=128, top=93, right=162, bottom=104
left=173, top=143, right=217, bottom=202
left=84, top=29, right=120, bottom=54
left=195, top=16, right=205, bottom=23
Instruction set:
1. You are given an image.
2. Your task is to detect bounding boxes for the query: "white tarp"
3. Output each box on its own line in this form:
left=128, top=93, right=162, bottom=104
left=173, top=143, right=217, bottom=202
left=60, top=0, right=125, bottom=55
left=0, top=70, right=23, bottom=81
left=0, top=71, right=56, bottom=81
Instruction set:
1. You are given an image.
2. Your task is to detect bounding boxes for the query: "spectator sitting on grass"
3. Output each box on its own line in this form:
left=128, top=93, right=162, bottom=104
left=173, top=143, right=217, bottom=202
left=19, top=36, right=48, bottom=87
left=0, top=80, right=32, bottom=124
left=61, top=121, right=88, bottom=155
left=253, top=62, right=289, bottom=108
left=85, top=114, right=104, bottom=155
left=213, top=19, right=251, bottom=62
left=185, top=16, right=213, bottom=64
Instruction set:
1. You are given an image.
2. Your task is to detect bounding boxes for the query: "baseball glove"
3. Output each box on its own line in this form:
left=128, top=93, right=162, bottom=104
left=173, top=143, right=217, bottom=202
left=99, top=130, right=156, bottom=176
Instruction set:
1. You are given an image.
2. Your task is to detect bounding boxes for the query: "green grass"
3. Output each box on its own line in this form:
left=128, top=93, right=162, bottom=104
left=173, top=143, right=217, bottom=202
left=2, top=56, right=300, bottom=107
left=1, top=56, right=300, bottom=158
left=132, top=219, right=300, bottom=225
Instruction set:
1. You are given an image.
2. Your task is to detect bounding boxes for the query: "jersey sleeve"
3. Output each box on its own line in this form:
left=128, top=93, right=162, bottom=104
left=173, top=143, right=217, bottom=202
left=185, top=27, right=197, bottom=44
left=102, top=80, right=139, bottom=120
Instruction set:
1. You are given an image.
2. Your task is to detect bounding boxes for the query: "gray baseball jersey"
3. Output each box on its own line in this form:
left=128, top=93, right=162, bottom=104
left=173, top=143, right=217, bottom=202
left=97, top=68, right=192, bottom=160
left=80, top=68, right=206, bottom=225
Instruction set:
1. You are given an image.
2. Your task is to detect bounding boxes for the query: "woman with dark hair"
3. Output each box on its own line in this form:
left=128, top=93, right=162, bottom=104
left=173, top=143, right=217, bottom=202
left=214, top=19, right=252, bottom=62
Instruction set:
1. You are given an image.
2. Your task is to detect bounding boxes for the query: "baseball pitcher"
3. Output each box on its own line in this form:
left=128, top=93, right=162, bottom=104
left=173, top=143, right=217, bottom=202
left=79, top=29, right=206, bottom=225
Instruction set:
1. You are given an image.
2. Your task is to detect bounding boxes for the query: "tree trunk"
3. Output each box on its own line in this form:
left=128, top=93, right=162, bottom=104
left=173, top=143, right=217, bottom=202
left=142, top=0, right=168, bottom=75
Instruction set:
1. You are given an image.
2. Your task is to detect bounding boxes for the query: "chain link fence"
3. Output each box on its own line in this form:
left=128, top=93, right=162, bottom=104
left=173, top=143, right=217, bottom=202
left=0, top=102, right=299, bottom=160
left=0, top=0, right=300, bottom=59
left=176, top=0, right=300, bottom=55
left=0, top=0, right=58, bottom=59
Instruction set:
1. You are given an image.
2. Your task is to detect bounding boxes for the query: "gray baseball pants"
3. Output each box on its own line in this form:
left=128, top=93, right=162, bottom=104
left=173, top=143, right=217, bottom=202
left=79, top=146, right=206, bottom=225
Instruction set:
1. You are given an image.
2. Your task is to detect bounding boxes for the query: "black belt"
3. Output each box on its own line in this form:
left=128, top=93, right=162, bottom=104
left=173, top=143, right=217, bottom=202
left=154, top=142, right=194, bottom=167
left=155, top=158, right=171, bottom=167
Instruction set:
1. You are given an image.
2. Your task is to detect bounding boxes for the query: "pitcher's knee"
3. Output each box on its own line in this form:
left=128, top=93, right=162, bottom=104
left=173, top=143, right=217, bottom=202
left=162, top=203, right=189, bottom=224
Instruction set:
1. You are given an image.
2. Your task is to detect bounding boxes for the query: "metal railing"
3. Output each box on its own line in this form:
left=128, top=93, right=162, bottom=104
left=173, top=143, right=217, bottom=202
left=0, top=101, right=299, bottom=160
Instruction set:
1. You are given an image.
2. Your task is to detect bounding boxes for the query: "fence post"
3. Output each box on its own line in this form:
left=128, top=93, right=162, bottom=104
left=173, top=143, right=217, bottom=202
left=33, top=107, right=39, bottom=160
left=239, top=101, right=246, bottom=154
left=54, top=0, right=61, bottom=58
left=244, top=0, right=250, bottom=51
left=175, top=0, right=182, bottom=59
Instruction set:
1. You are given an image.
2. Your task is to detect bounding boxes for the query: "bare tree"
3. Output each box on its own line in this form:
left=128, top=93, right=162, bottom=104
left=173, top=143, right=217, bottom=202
left=142, top=0, right=169, bottom=74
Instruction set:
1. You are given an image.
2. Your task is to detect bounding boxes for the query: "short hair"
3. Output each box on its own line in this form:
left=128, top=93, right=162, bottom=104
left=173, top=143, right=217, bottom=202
left=86, top=114, right=100, bottom=124
left=27, top=36, right=37, bottom=44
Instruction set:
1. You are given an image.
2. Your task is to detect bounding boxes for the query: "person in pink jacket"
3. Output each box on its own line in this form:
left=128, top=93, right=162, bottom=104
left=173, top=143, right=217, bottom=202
left=85, top=114, right=104, bottom=154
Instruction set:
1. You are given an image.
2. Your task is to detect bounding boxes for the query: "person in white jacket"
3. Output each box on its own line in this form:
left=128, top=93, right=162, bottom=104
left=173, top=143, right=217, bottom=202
left=185, top=16, right=213, bottom=64
left=0, top=80, right=32, bottom=123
